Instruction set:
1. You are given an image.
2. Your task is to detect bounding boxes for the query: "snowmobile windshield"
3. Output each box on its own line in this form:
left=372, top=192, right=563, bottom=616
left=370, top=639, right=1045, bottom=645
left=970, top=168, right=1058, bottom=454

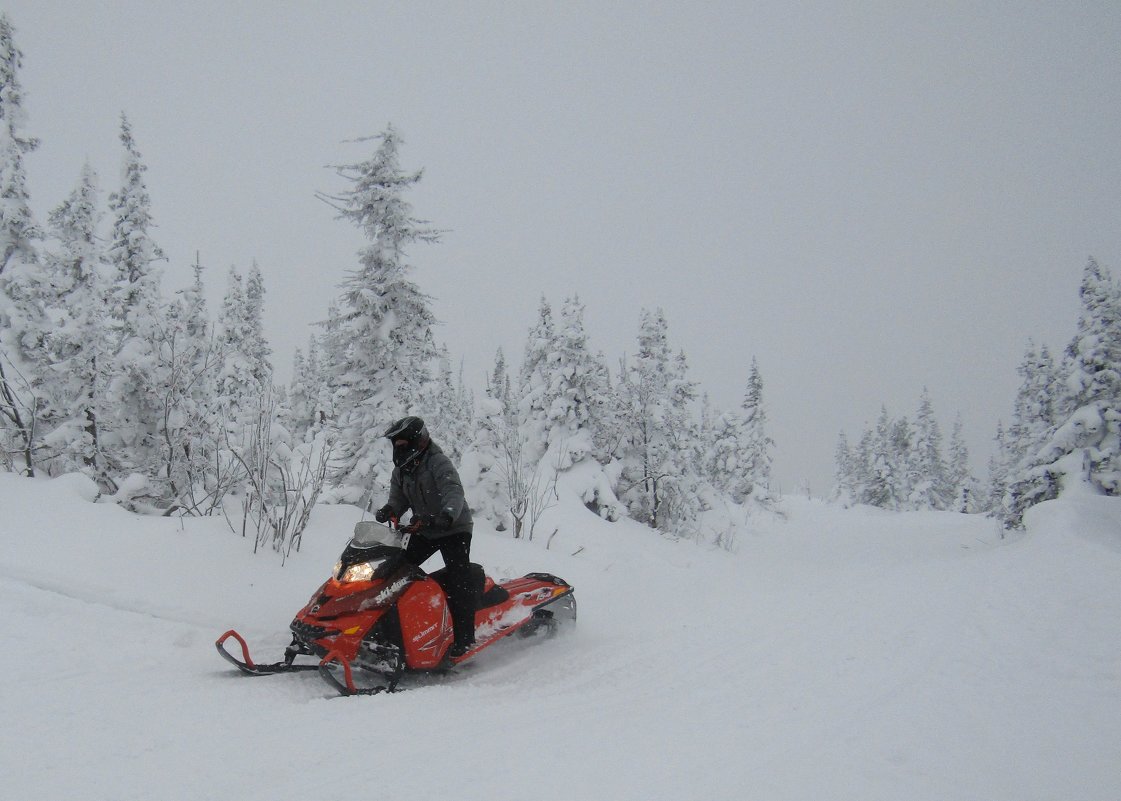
left=335, top=522, right=407, bottom=583
left=351, top=521, right=403, bottom=549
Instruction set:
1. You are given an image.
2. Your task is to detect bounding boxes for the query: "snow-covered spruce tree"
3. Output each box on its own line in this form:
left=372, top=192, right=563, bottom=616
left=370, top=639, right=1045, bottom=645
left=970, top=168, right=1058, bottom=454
left=286, top=345, right=311, bottom=441
left=987, top=421, right=1011, bottom=513
left=509, top=296, right=617, bottom=535
left=0, top=13, right=43, bottom=475
left=909, top=388, right=949, bottom=510
left=517, top=295, right=557, bottom=467
left=617, top=308, right=700, bottom=533
left=544, top=296, right=612, bottom=464
left=1005, top=258, right=1121, bottom=526
left=36, top=164, right=106, bottom=474
left=317, top=125, right=441, bottom=506
left=427, top=346, right=473, bottom=462
left=543, top=296, right=620, bottom=520
left=215, top=267, right=262, bottom=425
left=461, top=348, right=518, bottom=531
left=1005, top=343, right=1061, bottom=468
left=152, top=263, right=226, bottom=513
left=854, top=407, right=915, bottom=510
left=989, top=342, right=1060, bottom=517
left=100, top=113, right=168, bottom=493
left=244, top=261, right=273, bottom=386
left=700, top=360, right=773, bottom=506
left=858, top=408, right=892, bottom=508
left=832, top=430, right=860, bottom=505
left=703, top=403, right=745, bottom=499
left=738, top=357, right=775, bottom=502
left=946, top=415, right=977, bottom=511
left=286, top=333, right=330, bottom=442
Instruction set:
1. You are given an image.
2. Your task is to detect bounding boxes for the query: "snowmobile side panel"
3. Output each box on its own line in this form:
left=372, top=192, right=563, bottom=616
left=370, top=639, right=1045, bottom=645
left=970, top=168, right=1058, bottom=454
left=396, top=578, right=455, bottom=670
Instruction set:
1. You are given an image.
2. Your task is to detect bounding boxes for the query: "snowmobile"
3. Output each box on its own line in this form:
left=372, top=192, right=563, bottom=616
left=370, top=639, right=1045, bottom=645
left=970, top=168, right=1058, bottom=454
left=216, top=520, right=576, bottom=696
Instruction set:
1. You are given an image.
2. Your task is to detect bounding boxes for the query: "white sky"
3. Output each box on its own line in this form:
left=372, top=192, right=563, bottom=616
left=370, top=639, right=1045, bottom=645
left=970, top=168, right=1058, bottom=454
left=8, top=1, right=1121, bottom=494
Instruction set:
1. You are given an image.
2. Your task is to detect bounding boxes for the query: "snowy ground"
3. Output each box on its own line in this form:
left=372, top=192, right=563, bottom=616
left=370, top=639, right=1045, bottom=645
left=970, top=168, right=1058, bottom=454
left=1, top=471, right=1119, bottom=801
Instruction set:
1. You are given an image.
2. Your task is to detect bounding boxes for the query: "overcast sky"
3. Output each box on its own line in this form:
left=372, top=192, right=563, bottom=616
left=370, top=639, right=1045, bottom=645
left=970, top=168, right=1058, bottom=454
left=8, top=1, right=1121, bottom=494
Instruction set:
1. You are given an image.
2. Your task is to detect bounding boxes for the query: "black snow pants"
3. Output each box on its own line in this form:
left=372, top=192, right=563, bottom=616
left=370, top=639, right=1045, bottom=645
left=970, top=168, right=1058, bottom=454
left=404, top=531, right=477, bottom=648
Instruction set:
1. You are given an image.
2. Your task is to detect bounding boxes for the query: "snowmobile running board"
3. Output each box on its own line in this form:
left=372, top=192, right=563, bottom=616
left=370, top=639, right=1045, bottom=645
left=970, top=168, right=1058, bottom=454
left=215, top=630, right=321, bottom=676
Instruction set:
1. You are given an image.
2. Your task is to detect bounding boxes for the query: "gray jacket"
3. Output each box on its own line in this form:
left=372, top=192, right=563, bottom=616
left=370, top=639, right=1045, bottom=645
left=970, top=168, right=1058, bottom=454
left=386, top=442, right=473, bottom=539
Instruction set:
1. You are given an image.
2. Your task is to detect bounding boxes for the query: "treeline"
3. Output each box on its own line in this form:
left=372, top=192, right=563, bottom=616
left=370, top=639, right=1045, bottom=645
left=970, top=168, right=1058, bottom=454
left=834, top=391, right=975, bottom=512
left=835, top=257, right=1121, bottom=526
left=0, top=17, right=774, bottom=550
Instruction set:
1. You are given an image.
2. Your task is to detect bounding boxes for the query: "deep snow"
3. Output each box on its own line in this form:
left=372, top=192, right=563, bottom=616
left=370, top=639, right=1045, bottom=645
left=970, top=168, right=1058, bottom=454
left=1, top=471, right=1119, bottom=801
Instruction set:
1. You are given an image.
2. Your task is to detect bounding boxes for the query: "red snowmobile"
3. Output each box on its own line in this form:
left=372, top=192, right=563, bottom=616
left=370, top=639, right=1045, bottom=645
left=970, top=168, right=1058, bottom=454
left=216, top=520, right=576, bottom=696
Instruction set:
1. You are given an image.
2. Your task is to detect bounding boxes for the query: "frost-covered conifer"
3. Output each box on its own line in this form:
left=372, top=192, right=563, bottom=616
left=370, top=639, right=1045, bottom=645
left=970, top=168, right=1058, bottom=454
left=459, top=349, right=519, bottom=530
left=909, top=389, right=948, bottom=510
left=427, top=347, right=473, bottom=461
left=1005, top=343, right=1060, bottom=468
left=739, top=358, right=774, bottom=501
left=244, top=262, right=272, bottom=386
left=517, top=295, right=557, bottom=466
left=0, top=14, right=43, bottom=475
left=100, top=114, right=168, bottom=486
left=617, top=308, right=699, bottom=532
left=543, top=296, right=610, bottom=465
left=156, top=262, right=224, bottom=508
left=215, top=267, right=261, bottom=423
left=946, top=415, right=975, bottom=511
left=0, top=14, right=38, bottom=280
left=1005, top=259, right=1121, bottom=525
left=286, top=345, right=312, bottom=441
left=833, top=431, right=858, bottom=504
left=37, top=165, right=105, bottom=473
left=318, top=125, right=441, bottom=504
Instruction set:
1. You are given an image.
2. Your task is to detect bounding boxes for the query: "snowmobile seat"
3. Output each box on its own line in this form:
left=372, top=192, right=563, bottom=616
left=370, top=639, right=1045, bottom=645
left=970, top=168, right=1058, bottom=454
left=479, top=578, right=510, bottom=609
left=429, top=563, right=509, bottom=610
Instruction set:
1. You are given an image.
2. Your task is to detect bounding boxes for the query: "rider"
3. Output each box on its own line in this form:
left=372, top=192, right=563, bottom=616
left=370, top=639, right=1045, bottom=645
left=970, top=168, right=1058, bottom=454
left=374, top=416, right=477, bottom=658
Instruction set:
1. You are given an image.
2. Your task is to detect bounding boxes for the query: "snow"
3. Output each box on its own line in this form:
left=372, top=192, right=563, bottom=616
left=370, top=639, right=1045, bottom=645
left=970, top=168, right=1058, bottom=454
left=1, top=472, right=1120, bottom=800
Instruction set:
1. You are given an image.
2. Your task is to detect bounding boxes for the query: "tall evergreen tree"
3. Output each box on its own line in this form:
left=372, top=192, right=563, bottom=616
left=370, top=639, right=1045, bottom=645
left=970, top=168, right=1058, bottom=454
left=244, top=261, right=272, bottom=386
left=215, top=266, right=260, bottom=424
left=543, top=295, right=610, bottom=464
left=833, top=430, right=859, bottom=504
left=156, top=261, right=223, bottom=508
left=910, top=389, right=948, bottom=510
left=517, top=296, right=557, bottom=466
left=38, top=164, right=105, bottom=473
left=946, top=415, right=974, bottom=511
left=318, top=125, right=441, bottom=503
left=0, top=13, right=42, bottom=475
left=0, top=13, right=38, bottom=279
left=1005, top=259, right=1121, bottom=525
left=617, top=308, right=699, bottom=532
left=739, top=357, right=774, bottom=500
left=101, top=114, right=168, bottom=487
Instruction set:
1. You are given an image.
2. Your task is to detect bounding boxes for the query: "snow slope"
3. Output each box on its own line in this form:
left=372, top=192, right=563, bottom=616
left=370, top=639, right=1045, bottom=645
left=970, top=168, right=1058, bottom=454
left=1, top=471, right=1119, bottom=801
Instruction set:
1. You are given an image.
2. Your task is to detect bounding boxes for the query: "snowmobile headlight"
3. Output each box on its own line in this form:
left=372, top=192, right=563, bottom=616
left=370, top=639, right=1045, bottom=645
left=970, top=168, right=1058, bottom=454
left=339, top=561, right=376, bottom=583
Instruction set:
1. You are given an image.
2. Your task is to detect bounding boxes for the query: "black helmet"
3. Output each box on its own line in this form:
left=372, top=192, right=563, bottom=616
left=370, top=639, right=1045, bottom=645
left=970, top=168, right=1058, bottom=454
left=384, top=416, right=430, bottom=471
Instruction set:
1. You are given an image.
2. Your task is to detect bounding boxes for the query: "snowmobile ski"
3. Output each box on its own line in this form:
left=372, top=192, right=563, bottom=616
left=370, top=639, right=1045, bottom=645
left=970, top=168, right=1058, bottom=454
left=215, top=630, right=321, bottom=676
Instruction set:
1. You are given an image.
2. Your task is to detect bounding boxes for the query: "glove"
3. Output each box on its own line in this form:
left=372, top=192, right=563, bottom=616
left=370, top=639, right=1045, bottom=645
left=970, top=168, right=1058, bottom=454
left=420, top=512, right=454, bottom=531
left=374, top=504, right=394, bottom=524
